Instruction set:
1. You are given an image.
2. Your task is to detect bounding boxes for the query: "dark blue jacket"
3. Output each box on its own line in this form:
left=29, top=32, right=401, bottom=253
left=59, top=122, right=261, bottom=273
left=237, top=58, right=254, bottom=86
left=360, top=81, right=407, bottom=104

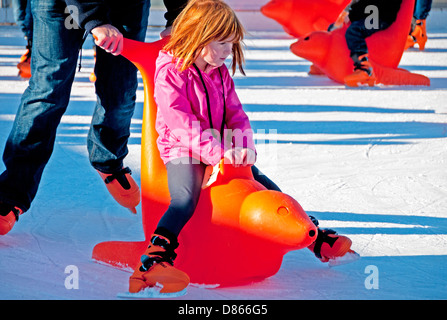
left=64, top=0, right=188, bottom=34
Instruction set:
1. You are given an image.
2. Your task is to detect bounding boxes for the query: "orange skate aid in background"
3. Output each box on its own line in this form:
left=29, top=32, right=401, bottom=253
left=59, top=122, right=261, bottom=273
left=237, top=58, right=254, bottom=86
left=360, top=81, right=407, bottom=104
left=261, top=0, right=351, bottom=37
left=92, top=38, right=318, bottom=286
left=289, top=0, right=430, bottom=86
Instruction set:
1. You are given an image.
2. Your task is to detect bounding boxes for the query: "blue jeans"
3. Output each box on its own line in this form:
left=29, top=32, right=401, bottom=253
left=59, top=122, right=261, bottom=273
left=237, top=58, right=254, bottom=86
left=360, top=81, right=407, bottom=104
left=157, top=159, right=281, bottom=236
left=414, top=0, right=433, bottom=20
left=12, top=0, right=33, bottom=41
left=0, top=0, right=150, bottom=212
left=345, top=20, right=392, bottom=57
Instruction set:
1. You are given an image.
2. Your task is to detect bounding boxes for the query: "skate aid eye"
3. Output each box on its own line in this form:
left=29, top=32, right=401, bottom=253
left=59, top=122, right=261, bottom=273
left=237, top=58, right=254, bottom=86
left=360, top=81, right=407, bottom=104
left=277, top=206, right=289, bottom=216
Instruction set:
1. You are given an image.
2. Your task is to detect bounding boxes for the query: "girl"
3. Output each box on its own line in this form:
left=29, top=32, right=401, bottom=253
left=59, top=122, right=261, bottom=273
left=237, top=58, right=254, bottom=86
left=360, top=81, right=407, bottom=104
left=129, top=0, right=355, bottom=294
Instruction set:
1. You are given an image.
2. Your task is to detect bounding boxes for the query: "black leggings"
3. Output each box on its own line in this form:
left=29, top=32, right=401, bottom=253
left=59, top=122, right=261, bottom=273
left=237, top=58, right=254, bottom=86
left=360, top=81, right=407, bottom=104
left=156, top=158, right=281, bottom=236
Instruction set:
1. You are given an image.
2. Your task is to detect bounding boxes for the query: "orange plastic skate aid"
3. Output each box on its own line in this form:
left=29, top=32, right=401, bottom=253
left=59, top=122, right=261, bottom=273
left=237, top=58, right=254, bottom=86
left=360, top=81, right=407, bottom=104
left=289, top=0, right=430, bottom=86
left=261, top=0, right=351, bottom=38
left=92, top=38, right=317, bottom=286
left=17, top=54, right=31, bottom=79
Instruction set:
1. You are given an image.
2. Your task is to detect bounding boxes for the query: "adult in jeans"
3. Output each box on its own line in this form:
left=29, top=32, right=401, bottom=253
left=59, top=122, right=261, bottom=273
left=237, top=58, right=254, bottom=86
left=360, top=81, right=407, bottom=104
left=0, top=0, right=187, bottom=236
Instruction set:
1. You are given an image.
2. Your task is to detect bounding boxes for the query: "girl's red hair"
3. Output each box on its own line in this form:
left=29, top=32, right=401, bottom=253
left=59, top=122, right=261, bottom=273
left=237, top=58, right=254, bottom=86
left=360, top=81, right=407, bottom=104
left=164, top=0, right=246, bottom=75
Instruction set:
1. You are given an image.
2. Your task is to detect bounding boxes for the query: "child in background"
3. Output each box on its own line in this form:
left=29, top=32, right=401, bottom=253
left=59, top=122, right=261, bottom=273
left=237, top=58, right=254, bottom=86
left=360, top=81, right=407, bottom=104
left=341, top=0, right=403, bottom=86
left=128, top=0, right=356, bottom=294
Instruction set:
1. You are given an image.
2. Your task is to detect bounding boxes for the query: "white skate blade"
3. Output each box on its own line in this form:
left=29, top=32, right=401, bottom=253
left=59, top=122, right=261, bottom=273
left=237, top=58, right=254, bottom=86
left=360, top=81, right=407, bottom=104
left=117, top=283, right=188, bottom=299
left=328, top=251, right=360, bottom=267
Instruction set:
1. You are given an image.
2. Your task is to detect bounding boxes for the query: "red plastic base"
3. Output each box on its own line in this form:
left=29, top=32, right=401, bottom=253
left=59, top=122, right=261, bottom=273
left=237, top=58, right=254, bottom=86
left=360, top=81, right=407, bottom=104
left=92, top=240, right=148, bottom=271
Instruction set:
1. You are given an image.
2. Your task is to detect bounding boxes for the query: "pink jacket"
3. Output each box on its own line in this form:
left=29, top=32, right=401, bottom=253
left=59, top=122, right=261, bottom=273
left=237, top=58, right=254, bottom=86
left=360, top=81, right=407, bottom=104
left=154, top=50, right=256, bottom=166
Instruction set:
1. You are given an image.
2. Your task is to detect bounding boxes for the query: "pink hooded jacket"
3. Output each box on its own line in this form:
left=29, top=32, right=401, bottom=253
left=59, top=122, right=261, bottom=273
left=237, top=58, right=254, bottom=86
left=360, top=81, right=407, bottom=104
left=154, top=50, right=256, bottom=166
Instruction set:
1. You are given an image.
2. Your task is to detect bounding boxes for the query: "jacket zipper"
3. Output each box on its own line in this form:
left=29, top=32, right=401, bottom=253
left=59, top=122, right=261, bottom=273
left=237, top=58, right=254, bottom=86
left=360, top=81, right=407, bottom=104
left=192, top=64, right=226, bottom=136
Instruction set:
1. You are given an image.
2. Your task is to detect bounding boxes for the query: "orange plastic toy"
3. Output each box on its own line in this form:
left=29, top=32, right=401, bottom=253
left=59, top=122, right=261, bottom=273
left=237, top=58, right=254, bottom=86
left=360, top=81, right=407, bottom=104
left=92, top=38, right=318, bottom=286
left=261, top=0, right=351, bottom=38
left=289, top=0, right=430, bottom=86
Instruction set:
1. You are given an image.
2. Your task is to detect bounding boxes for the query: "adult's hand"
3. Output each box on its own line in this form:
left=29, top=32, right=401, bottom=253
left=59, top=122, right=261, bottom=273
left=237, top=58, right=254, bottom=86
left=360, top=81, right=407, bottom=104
left=91, top=24, right=124, bottom=56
